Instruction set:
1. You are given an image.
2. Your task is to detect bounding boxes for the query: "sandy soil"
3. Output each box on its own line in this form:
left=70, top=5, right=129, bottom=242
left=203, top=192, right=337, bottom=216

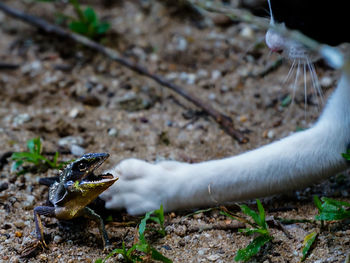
left=0, top=1, right=349, bottom=262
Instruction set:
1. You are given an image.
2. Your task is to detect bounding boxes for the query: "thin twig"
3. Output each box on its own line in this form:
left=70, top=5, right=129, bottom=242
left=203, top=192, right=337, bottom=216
left=0, top=2, right=248, bottom=143
left=0, top=63, right=20, bottom=70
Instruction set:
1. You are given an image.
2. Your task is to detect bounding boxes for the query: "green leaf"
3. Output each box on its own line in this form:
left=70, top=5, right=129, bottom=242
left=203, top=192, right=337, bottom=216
left=139, top=210, right=152, bottom=237
left=94, top=259, right=102, bottom=263
left=240, top=204, right=262, bottom=227
left=281, top=94, right=291, bottom=107
left=315, top=197, right=350, bottom=221
left=342, top=149, right=350, bottom=160
left=313, top=195, right=323, bottom=212
left=135, top=242, right=149, bottom=253
left=11, top=160, right=23, bottom=172
left=234, top=235, right=272, bottom=262
left=69, top=21, right=89, bottom=34
left=341, top=152, right=350, bottom=160
left=238, top=228, right=269, bottom=236
left=256, top=199, right=267, bottom=229
left=27, top=137, right=41, bottom=154
left=96, top=22, right=110, bottom=34
left=84, top=7, right=97, bottom=24
left=151, top=247, right=173, bottom=263
left=322, top=197, right=350, bottom=208
left=301, top=231, right=317, bottom=261
left=126, top=243, right=138, bottom=258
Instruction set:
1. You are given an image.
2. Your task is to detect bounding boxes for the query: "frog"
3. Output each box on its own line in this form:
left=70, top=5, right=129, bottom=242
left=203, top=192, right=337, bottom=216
left=24, top=153, right=118, bottom=256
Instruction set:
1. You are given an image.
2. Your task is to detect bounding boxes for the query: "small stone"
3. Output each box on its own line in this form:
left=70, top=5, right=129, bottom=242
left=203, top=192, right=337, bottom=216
left=23, top=194, right=35, bottom=210
left=267, top=130, right=275, bottom=139
left=240, top=26, right=254, bottom=39
left=211, top=70, right=221, bottom=81
left=174, top=225, right=187, bottom=237
left=38, top=253, right=48, bottom=261
left=69, top=107, right=83, bottom=118
left=54, top=235, right=63, bottom=243
left=198, top=249, right=206, bottom=256
left=175, top=36, right=188, bottom=51
left=320, top=76, right=333, bottom=88
left=15, top=231, right=22, bottom=237
left=12, top=113, right=31, bottom=126
left=21, top=61, right=42, bottom=76
left=0, top=182, right=8, bottom=192
left=9, top=256, right=19, bottom=263
left=108, top=128, right=118, bottom=137
left=208, top=93, right=216, bottom=100
left=13, top=221, right=26, bottom=229
left=207, top=254, right=221, bottom=261
left=70, top=144, right=85, bottom=156
left=239, top=115, right=248, bottom=123
left=58, top=136, right=85, bottom=147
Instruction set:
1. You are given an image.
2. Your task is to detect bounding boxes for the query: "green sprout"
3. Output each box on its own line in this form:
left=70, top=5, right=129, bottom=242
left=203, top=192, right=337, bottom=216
left=95, top=205, right=172, bottom=263
left=68, top=0, right=110, bottom=39
left=36, top=0, right=110, bottom=38
left=11, top=137, right=67, bottom=174
left=221, top=200, right=273, bottom=262
left=314, top=195, right=350, bottom=221
left=300, top=231, right=317, bottom=262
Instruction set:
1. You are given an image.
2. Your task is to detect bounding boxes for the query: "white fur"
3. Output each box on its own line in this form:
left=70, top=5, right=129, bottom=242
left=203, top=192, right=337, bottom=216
left=100, top=2, right=350, bottom=215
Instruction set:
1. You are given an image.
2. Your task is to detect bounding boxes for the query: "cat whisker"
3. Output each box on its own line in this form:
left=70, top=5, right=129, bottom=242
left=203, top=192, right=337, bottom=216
left=306, top=58, right=323, bottom=111
left=303, top=62, right=307, bottom=120
left=283, top=59, right=296, bottom=85
left=291, top=59, right=301, bottom=107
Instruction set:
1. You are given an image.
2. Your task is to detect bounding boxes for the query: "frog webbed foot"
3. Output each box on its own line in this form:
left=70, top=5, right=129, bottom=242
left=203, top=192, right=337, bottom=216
left=20, top=239, right=47, bottom=258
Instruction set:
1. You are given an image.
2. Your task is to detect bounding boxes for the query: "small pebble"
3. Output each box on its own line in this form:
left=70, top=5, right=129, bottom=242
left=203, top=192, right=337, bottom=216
left=207, top=254, right=221, bottom=261
left=240, top=26, right=254, bottom=39
left=108, top=128, right=118, bottom=137
left=58, top=136, right=85, bottom=147
left=69, top=107, right=83, bottom=118
left=13, top=221, right=26, bottom=229
left=23, top=194, right=35, bottom=210
left=15, top=231, right=22, bottom=237
left=211, top=70, right=221, bottom=81
left=9, top=256, right=19, bottom=263
left=12, top=113, right=31, bottom=126
left=70, top=144, right=85, bottom=156
left=239, top=115, right=248, bottom=123
left=320, top=76, right=333, bottom=88
left=54, top=235, right=63, bottom=243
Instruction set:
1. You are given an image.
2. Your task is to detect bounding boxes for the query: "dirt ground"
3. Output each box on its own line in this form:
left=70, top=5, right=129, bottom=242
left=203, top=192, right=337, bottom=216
left=1, top=1, right=350, bottom=262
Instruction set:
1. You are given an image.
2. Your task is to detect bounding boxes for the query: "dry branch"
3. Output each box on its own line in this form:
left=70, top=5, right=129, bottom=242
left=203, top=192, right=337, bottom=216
left=0, top=2, right=248, bottom=143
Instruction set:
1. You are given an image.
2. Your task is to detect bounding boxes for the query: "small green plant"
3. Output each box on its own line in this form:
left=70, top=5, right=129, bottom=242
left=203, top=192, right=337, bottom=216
left=300, top=231, right=317, bottom=262
left=36, top=0, right=110, bottom=39
left=68, top=0, right=110, bottom=39
left=95, top=205, right=172, bottom=263
left=221, top=200, right=273, bottom=262
left=314, top=195, right=350, bottom=221
left=11, top=137, right=66, bottom=174
left=342, top=148, right=350, bottom=161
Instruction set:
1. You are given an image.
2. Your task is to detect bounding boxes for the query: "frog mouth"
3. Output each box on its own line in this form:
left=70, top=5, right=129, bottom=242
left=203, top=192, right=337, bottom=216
left=82, top=172, right=116, bottom=184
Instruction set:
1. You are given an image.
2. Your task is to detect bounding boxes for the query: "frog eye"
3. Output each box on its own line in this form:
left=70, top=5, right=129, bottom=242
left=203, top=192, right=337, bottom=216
left=78, top=162, right=87, bottom=171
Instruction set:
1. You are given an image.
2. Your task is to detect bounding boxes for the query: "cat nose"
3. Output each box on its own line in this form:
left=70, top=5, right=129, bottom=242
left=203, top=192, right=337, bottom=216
left=270, top=47, right=283, bottom=54
left=265, top=29, right=285, bottom=54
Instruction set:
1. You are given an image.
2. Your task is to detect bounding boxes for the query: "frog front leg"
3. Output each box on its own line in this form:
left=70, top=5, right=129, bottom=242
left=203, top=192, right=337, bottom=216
left=33, top=206, right=56, bottom=247
left=82, top=207, right=110, bottom=249
left=21, top=206, right=56, bottom=257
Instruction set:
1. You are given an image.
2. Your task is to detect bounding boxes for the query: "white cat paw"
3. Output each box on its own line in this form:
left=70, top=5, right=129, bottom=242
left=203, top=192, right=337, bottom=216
left=100, top=158, right=178, bottom=215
